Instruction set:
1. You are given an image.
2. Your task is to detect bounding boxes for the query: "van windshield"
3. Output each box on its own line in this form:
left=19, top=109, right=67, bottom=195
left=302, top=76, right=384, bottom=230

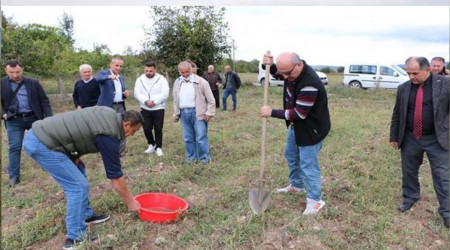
left=392, top=65, right=407, bottom=76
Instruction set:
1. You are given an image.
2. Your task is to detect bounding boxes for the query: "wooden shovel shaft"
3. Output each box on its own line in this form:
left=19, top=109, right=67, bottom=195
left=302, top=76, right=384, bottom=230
left=258, top=51, right=271, bottom=203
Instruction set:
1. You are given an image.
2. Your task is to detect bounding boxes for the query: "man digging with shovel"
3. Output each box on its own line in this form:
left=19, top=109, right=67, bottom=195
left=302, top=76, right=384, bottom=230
left=260, top=52, right=330, bottom=215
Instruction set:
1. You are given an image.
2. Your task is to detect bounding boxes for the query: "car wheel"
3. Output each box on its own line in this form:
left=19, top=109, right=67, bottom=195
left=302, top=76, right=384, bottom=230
left=349, top=81, right=362, bottom=89
left=260, top=78, right=265, bottom=86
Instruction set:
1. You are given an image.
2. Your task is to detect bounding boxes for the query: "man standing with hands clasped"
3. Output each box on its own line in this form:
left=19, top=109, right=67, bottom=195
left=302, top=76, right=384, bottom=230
left=203, top=65, right=222, bottom=108
left=260, top=52, right=330, bottom=215
left=390, top=57, right=449, bottom=228
left=173, top=61, right=215, bottom=164
left=134, top=61, right=169, bottom=156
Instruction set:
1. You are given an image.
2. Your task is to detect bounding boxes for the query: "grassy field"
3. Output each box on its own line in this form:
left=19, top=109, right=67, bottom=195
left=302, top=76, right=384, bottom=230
left=2, top=73, right=449, bottom=249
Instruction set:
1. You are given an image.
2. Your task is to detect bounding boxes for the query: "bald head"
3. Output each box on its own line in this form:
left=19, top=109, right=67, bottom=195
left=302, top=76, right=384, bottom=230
left=276, top=52, right=302, bottom=82
left=208, top=65, right=214, bottom=72
left=405, top=57, right=431, bottom=84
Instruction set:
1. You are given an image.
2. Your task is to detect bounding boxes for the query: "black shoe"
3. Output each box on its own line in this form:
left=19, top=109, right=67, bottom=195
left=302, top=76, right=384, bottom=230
left=9, top=177, right=20, bottom=186
left=85, top=214, right=110, bottom=224
left=63, top=238, right=79, bottom=250
left=444, top=217, right=449, bottom=228
left=398, top=202, right=415, bottom=213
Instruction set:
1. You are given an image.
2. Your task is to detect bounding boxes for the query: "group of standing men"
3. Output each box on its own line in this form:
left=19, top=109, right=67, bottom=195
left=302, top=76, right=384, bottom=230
left=0, top=57, right=240, bottom=249
left=1, top=52, right=448, bottom=249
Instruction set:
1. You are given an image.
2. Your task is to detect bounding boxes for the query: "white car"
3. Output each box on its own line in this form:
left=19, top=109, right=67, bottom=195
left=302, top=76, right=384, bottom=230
left=342, top=64, right=409, bottom=89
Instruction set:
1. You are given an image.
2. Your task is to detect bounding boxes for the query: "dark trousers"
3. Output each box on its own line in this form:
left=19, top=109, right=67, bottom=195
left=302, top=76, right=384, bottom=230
left=401, top=131, right=449, bottom=219
left=212, top=89, right=220, bottom=108
left=141, top=109, right=165, bottom=148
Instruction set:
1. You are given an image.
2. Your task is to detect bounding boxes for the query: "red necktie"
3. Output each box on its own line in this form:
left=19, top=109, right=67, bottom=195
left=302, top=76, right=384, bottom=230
left=413, top=84, right=424, bottom=139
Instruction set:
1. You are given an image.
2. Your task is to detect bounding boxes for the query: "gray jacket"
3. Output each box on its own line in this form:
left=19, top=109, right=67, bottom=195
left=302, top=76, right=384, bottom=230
left=32, top=106, right=123, bottom=157
left=390, top=74, right=449, bottom=150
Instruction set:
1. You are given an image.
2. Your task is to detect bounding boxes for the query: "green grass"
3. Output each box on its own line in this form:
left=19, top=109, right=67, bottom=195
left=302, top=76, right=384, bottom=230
left=2, top=73, right=449, bottom=249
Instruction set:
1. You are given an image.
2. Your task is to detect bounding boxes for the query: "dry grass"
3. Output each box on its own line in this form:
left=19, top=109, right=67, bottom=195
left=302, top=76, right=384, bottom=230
left=2, top=73, right=449, bottom=249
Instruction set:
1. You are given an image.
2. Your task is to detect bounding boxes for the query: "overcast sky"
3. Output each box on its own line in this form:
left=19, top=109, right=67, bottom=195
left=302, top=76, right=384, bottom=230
left=2, top=2, right=449, bottom=66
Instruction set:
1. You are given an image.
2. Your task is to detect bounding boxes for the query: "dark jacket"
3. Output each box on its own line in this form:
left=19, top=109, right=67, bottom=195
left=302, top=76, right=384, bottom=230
left=273, top=61, right=331, bottom=146
left=1, top=76, right=53, bottom=120
left=390, top=74, right=449, bottom=150
left=223, top=71, right=242, bottom=90
left=203, top=71, right=222, bottom=91
left=96, top=70, right=127, bottom=109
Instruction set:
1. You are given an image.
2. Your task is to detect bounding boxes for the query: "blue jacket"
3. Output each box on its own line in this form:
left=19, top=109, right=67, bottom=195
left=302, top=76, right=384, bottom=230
left=1, top=76, right=53, bottom=120
left=96, top=70, right=127, bottom=109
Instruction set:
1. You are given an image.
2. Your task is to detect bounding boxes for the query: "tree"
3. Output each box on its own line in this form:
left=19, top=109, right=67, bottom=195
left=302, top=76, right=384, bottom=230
left=2, top=23, right=73, bottom=76
left=337, top=66, right=344, bottom=73
left=58, top=12, right=74, bottom=44
left=144, top=6, right=231, bottom=78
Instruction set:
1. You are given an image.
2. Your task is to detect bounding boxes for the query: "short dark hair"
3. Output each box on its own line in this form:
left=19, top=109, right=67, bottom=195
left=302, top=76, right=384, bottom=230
left=122, top=110, right=144, bottom=126
left=405, top=57, right=430, bottom=70
left=144, top=61, right=157, bottom=68
left=5, top=60, right=23, bottom=68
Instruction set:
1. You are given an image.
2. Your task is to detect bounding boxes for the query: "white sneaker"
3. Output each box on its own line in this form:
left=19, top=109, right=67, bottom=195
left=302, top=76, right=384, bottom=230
left=303, top=198, right=325, bottom=215
left=144, top=144, right=155, bottom=154
left=276, top=184, right=304, bottom=193
left=156, top=148, right=164, bottom=157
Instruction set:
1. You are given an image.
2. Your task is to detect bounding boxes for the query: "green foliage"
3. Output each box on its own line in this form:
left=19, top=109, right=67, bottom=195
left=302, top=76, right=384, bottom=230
left=144, top=6, right=231, bottom=78
left=1, top=13, right=113, bottom=79
left=58, top=12, right=74, bottom=44
left=2, top=23, right=73, bottom=76
left=337, top=66, right=344, bottom=73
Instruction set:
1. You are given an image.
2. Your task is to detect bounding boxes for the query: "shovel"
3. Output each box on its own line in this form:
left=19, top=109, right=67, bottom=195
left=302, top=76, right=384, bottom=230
left=249, top=51, right=272, bottom=215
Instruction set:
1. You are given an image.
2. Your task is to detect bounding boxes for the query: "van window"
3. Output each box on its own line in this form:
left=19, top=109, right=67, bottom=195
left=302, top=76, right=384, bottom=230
left=349, top=65, right=377, bottom=75
left=380, top=66, right=396, bottom=76
left=392, top=65, right=407, bottom=76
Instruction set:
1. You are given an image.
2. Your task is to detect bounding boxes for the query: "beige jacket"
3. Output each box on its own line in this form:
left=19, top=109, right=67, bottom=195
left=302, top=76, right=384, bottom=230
left=173, top=74, right=215, bottom=120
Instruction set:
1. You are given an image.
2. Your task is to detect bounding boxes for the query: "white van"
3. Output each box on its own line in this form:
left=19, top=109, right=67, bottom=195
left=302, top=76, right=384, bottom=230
left=258, top=61, right=328, bottom=86
left=342, top=64, right=409, bottom=89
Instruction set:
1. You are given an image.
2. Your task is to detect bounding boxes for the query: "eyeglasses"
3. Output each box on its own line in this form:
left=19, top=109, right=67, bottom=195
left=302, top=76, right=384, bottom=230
left=278, top=64, right=297, bottom=77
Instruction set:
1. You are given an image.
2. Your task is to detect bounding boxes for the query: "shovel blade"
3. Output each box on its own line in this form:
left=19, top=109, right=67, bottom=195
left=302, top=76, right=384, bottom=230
left=249, top=188, right=271, bottom=215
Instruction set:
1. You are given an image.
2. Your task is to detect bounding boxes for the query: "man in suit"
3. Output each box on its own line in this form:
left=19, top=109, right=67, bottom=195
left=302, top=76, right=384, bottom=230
left=97, top=57, right=130, bottom=155
left=390, top=56, right=449, bottom=228
left=97, top=57, right=130, bottom=112
left=1, top=59, right=53, bottom=186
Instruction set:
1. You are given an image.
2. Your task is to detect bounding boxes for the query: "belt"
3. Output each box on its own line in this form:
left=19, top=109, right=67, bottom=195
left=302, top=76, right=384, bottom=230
left=180, top=107, right=195, bottom=111
left=14, top=112, right=34, bottom=118
left=112, top=101, right=124, bottom=104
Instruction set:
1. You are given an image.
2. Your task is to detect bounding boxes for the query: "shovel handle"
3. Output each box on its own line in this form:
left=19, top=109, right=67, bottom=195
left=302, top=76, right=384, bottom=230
left=259, top=51, right=271, bottom=195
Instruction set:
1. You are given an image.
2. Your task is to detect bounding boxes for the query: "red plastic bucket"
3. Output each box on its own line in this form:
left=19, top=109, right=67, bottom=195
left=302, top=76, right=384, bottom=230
left=134, top=193, right=189, bottom=223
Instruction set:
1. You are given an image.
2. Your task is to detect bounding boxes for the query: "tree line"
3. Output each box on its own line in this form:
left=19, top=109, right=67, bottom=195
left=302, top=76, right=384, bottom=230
left=1, top=6, right=261, bottom=89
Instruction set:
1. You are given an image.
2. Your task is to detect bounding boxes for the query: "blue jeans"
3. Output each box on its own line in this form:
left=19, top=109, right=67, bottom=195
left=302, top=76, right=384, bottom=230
left=5, top=115, right=37, bottom=179
left=222, top=88, right=237, bottom=111
left=180, top=108, right=211, bottom=163
left=24, top=129, right=94, bottom=240
left=284, top=126, right=323, bottom=200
